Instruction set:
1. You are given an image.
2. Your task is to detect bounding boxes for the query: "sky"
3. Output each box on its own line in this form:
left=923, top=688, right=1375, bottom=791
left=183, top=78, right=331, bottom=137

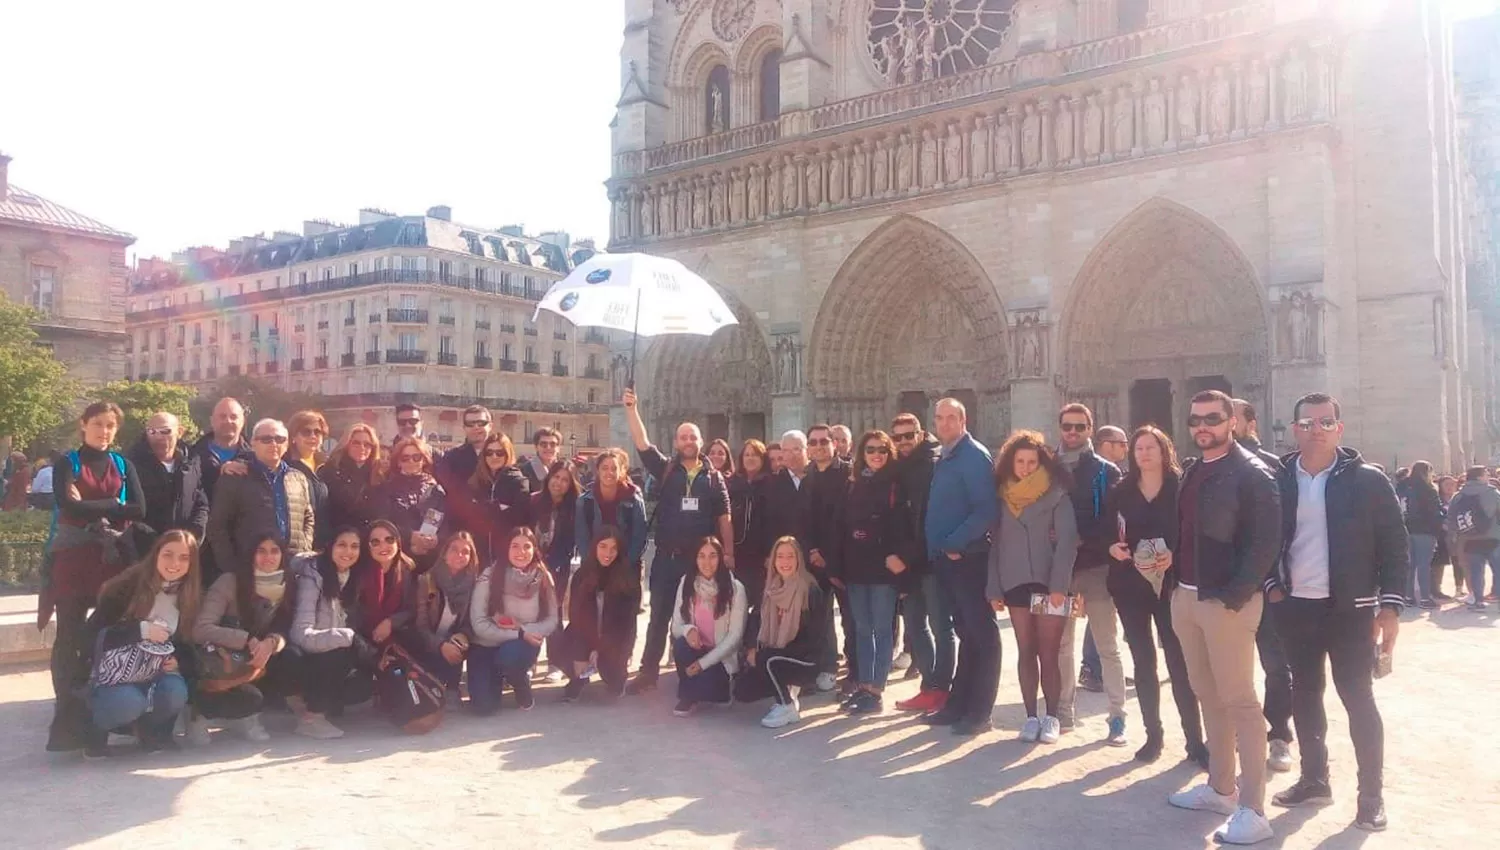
left=0, top=1, right=624, bottom=260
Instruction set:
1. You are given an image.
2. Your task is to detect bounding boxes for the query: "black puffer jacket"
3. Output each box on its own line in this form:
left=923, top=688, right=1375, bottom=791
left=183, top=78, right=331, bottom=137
left=126, top=437, right=209, bottom=545
left=1179, top=442, right=1282, bottom=611
left=1395, top=477, right=1444, bottom=538
left=831, top=467, right=911, bottom=587
left=893, top=434, right=939, bottom=578
left=1267, top=447, right=1410, bottom=612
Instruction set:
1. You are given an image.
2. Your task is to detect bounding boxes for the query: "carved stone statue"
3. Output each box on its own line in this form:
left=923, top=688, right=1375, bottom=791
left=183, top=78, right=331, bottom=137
left=996, top=109, right=1015, bottom=172
left=1276, top=291, right=1322, bottom=362
left=828, top=150, right=846, bottom=205
left=1246, top=60, right=1269, bottom=129
left=1283, top=51, right=1309, bottom=123
left=1144, top=78, right=1167, bottom=148
left=1014, top=313, right=1047, bottom=379
left=920, top=127, right=939, bottom=187
left=1209, top=67, right=1232, bottom=137
left=971, top=116, right=990, bottom=177
left=675, top=180, right=691, bottom=233
left=901, top=18, right=921, bottom=83
left=710, top=84, right=726, bottom=134
left=881, top=33, right=903, bottom=83
left=748, top=163, right=765, bottom=220
left=728, top=168, right=745, bottom=223
left=659, top=183, right=674, bottom=234
left=772, top=334, right=802, bottom=395
left=638, top=188, right=654, bottom=238
left=944, top=122, right=964, bottom=183
left=692, top=177, right=709, bottom=230
left=896, top=131, right=914, bottom=191
left=709, top=173, right=726, bottom=226
left=873, top=136, right=890, bottom=194
left=1021, top=103, right=1041, bottom=169
left=918, top=21, right=937, bottom=82
left=1055, top=100, right=1075, bottom=164
left=804, top=155, right=823, bottom=208
left=1084, top=94, right=1104, bottom=158
left=1112, top=86, right=1134, bottom=154
left=767, top=158, right=783, bottom=213
left=782, top=155, right=800, bottom=210
left=1177, top=74, right=1199, bottom=140
left=610, top=353, right=630, bottom=398
left=852, top=141, right=869, bottom=199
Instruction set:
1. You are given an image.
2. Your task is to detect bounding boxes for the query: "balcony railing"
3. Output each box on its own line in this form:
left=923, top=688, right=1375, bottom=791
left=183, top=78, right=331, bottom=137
left=523, top=327, right=538, bottom=337
left=437, top=352, right=458, bottom=366
left=265, top=361, right=279, bottom=374
left=553, top=331, right=568, bottom=342
left=307, top=391, right=609, bottom=417
left=149, top=372, right=165, bottom=381
left=387, top=308, right=429, bottom=324
left=366, top=351, right=382, bottom=365
left=317, top=320, right=329, bottom=330
left=642, top=119, right=781, bottom=172
left=340, top=353, right=356, bottom=367
left=294, top=323, right=305, bottom=333
left=522, top=361, right=541, bottom=374
left=172, top=370, right=184, bottom=382
left=584, top=366, right=606, bottom=380
left=438, top=315, right=456, bottom=326
left=231, top=332, right=242, bottom=342
left=250, top=330, right=260, bottom=341
left=268, top=327, right=279, bottom=337
left=499, top=323, right=517, bottom=334
left=368, top=313, right=382, bottom=324
left=291, top=358, right=305, bottom=371
left=314, top=356, right=329, bottom=369
left=473, top=355, right=494, bottom=369
left=499, top=358, right=518, bottom=372
left=387, top=349, right=428, bottom=365
left=343, top=316, right=356, bottom=326
left=583, top=330, right=608, bottom=345
left=189, top=368, right=201, bottom=380
left=475, top=319, right=491, bottom=330
left=247, top=363, right=260, bottom=375
left=551, top=364, right=569, bottom=377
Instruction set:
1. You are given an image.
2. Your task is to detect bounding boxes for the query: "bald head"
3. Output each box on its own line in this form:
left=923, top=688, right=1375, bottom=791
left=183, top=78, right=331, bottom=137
left=1096, top=425, right=1129, bottom=465
left=145, top=411, right=182, bottom=460
left=211, top=397, right=245, bottom=446
left=674, top=421, right=703, bottom=461
left=934, top=398, right=967, bottom=446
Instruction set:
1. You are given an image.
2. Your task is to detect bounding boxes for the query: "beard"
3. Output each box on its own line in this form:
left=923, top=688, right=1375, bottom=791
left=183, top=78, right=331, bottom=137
left=1194, top=430, right=1230, bottom=451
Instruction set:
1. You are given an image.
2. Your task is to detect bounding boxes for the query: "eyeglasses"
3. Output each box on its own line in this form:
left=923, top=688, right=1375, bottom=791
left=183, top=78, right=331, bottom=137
left=537, top=440, right=560, bottom=449
left=863, top=445, right=891, bottom=456
left=808, top=438, right=831, bottom=447
left=1187, top=413, right=1228, bottom=428
left=255, top=434, right=288, bottom=445
left=348, top=439, right=374, bottom=450
left=397, top=418, right=420, bottom=427
left=892, top=431, right=918, bottom=442
left=298, top=428, right=324, bottom=439
left=464, top=420, right=490, bottom=428
left=483, top=449, right=508, bottom=459
left=1295, top=416, right=1340, bottom=432
left=1060, top=422, right=1090, bottom=433
left=398, top=453, right=423, bottom=463
left=368, top=535, right=396, bottom=545
left=144, top=427, right=175, bottom=438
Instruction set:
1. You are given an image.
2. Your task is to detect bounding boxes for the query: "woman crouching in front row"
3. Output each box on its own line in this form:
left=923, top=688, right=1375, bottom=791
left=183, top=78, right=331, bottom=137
left=468, top=527, right=559, bottom=714
left=670, top=536, right=747, bottom=717
left=734, top=536, right=827, bottom=728
left=554, top=526, right=641, bottom=703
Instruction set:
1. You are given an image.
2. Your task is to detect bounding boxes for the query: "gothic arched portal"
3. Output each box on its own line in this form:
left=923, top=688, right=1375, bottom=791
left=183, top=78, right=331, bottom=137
left=808, top=215, right=1009, bottom=443
left=1061, top=198, right=1271, bottom=440
left=645, top=296, right=773, bottom=448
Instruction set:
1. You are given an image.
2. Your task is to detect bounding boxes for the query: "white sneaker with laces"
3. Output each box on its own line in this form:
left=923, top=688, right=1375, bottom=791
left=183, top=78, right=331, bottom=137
left=761, top=702, right=802, bottom=729
left=1214, top=807, right=1274, bottom=845
left=891, top=652, right=912, bottom=671
left=1267, top=738, right=1293, bottom=773
left=545, top=666, right=566, bottom=684
left=295, top=715, right=345, bottom=740
left=1168, top=783, right=1239, bottom=815
left=1019, top=716, right=1042, bottom=742
left=184, top=715, right=212, bottom=747
left=240, top=714, right=271, bottom=742
left=1039, top=715, right=1061, bottom=744
left=815, top=673, right=836, bottom=693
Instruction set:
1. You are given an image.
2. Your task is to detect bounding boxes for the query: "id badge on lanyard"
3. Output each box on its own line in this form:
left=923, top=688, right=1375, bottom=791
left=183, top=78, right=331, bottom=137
left=681, top=497, right=700, bottom=512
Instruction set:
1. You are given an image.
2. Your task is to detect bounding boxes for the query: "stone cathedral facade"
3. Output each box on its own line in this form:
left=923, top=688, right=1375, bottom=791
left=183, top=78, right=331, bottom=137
left=606, top=0, right=1500, bottom=470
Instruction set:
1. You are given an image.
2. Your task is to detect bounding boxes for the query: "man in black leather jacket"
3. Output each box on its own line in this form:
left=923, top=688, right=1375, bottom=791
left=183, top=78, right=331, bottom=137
left=1263, top=393, right=1406, bottom=833
left=1167, top=390, right=1283, bottom=846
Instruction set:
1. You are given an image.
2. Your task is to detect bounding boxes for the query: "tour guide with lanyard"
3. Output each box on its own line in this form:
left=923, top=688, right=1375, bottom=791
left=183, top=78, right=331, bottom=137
left=641, top=446, right=730, bottom=562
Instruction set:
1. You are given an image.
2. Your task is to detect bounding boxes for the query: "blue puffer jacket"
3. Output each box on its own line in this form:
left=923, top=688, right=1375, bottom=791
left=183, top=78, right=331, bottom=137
left=924, top=433, right=997, bottom=559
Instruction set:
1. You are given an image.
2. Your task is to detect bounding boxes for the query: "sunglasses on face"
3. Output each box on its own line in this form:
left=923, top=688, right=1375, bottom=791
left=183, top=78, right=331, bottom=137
left=484, top=449, right=508, bottom=458
left=808, top=438, right=831, bottom=447
left=537, top=440, right=560, bottom=449
left=144, top=427, right=175, bottom=438
left=1295, top=416, right=1340, bottom=432
left=397, top=418, right=420, bottom=427
left=399, top=454, right=423, bottom=463
left=891, top=431, right=918, bottom=442
left=464, top=420, right=490, bottom=428
left=369, top=535, right=396, bottom=546
left=299, top=428, right=324, bottom=439
left=1060, top=422, right=1090, bottom=433
left=1187, top=413, right=1228, bottom=428
left=863, top=445, right=890, bottom=456
left=349, top=440, right=374, bottom=450
left=255, top=434, right=288, bottom=444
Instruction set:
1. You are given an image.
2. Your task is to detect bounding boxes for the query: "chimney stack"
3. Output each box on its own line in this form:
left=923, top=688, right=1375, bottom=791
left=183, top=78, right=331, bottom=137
left=426, top=205, right=452, bottom=221
left=0, top=152, right=10, bottom=202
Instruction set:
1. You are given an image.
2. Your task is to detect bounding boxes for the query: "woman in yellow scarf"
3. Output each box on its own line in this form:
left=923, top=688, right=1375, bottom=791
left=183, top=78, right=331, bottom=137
left=986, top=430, right=1079, bottom=745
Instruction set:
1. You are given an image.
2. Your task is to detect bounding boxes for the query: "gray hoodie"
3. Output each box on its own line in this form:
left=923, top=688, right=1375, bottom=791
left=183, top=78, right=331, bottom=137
left=986, top=484, right=1080, bottom=600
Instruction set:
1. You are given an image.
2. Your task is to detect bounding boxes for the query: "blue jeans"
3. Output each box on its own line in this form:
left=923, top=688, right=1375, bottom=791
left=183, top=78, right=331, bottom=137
left=848, top=583, right=899, bottom=688
left=1468, top=542, right=1498, bottom=602
left=1082, top=629, right=1101, bottom=679
left=902, top=572, right=955, bottom=691
left=1408, top=534, right=1437, bottom=603
left=467, top=641, right=541, bottom=714
left=673, top=637, right=731, bottom=704
left=91, top=673, right=189, bottom=734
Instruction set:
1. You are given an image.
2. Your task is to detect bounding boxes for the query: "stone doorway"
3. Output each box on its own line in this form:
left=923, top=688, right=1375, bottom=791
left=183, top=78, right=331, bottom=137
left=1129, top=378, right=1174, bottom=436
left=646, top=298, right=773, bottom=448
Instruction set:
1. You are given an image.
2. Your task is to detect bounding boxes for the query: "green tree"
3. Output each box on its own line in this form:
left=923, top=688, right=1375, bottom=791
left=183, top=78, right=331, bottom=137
left=189, top=375, right=324, bottom=434
left=0, top=299, right=77, bottom=448
left=93, top=379, right=200, bottom=449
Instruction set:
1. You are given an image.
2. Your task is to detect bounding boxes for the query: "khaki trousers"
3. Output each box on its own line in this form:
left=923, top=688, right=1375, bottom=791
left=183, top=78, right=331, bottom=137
left=1171, top=587, right=1268, bottom=811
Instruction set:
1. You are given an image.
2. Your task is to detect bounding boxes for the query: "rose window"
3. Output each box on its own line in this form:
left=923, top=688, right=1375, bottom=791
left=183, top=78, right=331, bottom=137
left=867, top=0, right=1015, bottom=84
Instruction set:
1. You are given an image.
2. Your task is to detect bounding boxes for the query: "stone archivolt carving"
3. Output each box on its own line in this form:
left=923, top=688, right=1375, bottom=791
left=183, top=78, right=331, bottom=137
left=614, top=47, right=1338, bottom=245
left=711, top=0, right=755, bottom=42
left=1010, top=309, right=1049, bottom=380
left=1274, top=290, right=1325, bottom=364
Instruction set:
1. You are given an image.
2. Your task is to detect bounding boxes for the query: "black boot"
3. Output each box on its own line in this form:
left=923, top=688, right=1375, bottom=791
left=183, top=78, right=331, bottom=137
left=510, top=672, right=534, bottom=710
left=1135, top=732, right=1164, bottom=763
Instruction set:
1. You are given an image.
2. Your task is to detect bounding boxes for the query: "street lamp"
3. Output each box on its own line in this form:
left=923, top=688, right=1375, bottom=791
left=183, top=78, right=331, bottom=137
left=570, top=432, right=577, bottom=458
left=1272, top=419, right=1287, bottom=448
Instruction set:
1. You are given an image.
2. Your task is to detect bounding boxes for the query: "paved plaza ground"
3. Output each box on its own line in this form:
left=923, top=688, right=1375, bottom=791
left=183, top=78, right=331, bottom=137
left=0, top=604, right=1494, bottom=850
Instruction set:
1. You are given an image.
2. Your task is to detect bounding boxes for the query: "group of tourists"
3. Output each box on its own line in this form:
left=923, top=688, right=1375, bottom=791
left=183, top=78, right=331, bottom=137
left=34, top=383, right=1436, bottom=845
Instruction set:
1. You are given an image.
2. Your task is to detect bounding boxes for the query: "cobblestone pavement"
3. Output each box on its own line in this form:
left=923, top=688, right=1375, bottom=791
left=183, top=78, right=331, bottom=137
left=0, top=604, right=1494, bottom=850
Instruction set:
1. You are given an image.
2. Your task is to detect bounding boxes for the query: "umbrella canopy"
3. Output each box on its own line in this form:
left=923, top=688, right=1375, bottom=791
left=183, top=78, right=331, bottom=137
left=532, top=252, right=738, bottom=337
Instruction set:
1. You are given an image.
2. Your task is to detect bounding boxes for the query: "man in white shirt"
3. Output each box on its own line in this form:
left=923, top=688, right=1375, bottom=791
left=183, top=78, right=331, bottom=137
left=1264, top=393, right=1408, bottom=833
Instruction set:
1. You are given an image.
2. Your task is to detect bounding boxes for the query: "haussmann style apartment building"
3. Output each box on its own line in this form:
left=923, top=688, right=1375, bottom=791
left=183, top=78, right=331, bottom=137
left=127, top=207, right=612, bottom=454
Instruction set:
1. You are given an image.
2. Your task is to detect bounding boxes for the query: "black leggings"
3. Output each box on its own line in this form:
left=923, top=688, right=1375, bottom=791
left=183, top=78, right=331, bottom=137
left=296, top=648, right=372, bottom=716
left=1116, top=586, right=1203, bottom=746
left=1009, top=604, right=1066, bottom=718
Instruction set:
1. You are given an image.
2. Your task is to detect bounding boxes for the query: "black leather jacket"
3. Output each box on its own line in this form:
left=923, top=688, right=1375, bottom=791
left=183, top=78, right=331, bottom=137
left=1179, top=442, right=1282, bottom=610
left=1265, top=447, right=1410, bottom=613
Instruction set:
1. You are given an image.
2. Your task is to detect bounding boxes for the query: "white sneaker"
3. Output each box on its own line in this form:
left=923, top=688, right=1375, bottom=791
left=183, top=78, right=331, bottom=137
left=1039, top=715, right=1061, bottom=744
left=815, top=673, right=837, bottom=693
left=184, top=716, right=212, bottom=747
left=239, top=714, right=271, bottom=742
left=1169, top=783, right=1239, bottom=815
left=1267, top=738, right=1293, bottom=773
left=760, top=702, right=802, bottom=729
left=891, top=651, right=912, bottom=671
left=1214, top=806, right=1274, bottom=845
left=1019, top=716, right=1041, bottom=742
left=294, top=715, right=345, bottom=740
left=545, top=666, right=566, bottom=684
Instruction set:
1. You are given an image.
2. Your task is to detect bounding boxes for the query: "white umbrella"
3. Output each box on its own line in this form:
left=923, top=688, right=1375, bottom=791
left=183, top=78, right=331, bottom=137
left=533, top=252, right=738, bottom=385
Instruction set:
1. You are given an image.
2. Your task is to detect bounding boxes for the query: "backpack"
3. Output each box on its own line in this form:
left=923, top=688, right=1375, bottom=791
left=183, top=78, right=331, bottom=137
left=1450, top=492, right=1493, bottom=539
left=375, top=642, right=445, bottom=734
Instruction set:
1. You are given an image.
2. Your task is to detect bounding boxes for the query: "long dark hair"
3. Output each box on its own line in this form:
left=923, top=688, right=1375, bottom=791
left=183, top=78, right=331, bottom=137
left=542, top=460, right=582, bottom=505
left=364, top=519, right=416, bottom=576
left=574, top=525, right=637, bottom=597
left=1120, top=425, right=1182, bottom=492
left=994, top=430, right=1070, bottom=490
left=849, top=430, right=897, bottom=481
left=489, top=526, right=556, bottom=622
left=101, top=528, right=202, bottom=636
left=706, top=438, right=735, bottom=476
left=318, top=526, right=365, bottom=605
left=234, top=532, right=289, bottom=635
left=680, top=536, right=733, bottom=621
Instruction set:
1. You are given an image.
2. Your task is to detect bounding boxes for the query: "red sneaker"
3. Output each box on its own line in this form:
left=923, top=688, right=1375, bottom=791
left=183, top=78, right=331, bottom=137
left=895, top=689, right=948, bottom=713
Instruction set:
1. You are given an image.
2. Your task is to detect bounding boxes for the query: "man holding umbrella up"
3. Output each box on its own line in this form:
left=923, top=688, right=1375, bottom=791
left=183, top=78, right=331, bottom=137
left=623, top=388, right=735, bottom=694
